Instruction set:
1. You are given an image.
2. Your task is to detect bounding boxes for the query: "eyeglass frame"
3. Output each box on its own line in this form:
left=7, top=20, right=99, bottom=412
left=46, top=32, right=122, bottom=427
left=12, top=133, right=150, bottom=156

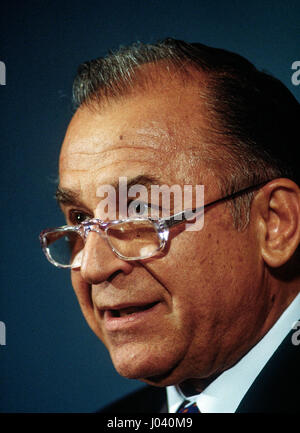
left=39, top=180, right=272, bottom=268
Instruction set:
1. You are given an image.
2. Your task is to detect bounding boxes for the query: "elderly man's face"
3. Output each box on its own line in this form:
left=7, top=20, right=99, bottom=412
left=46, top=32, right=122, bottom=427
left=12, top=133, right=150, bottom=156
left=59, top=81, right=267, bottom=387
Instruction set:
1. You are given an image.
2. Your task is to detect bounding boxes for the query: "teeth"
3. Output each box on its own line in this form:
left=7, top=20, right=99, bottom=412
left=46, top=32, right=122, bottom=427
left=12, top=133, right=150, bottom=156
left=119, top=306, right=144, bottom=317
left=110, top=303, right=157, bottom=318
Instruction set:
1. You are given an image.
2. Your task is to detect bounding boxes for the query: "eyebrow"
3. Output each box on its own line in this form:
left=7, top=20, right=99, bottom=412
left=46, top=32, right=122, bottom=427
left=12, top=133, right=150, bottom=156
left=55, top=175, right=164, bottom=207
left=114, top=175, right=163, bottom=193
left=55, top=187, right=83, bottom=207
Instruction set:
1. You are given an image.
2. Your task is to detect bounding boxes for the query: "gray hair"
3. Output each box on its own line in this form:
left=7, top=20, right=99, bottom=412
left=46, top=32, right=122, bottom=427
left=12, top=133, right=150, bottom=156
left=72, top=38, right=300, bottom=230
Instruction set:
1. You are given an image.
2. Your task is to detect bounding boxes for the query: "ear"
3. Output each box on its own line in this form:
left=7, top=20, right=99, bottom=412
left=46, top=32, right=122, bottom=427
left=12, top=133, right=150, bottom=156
left=254, top=178, right=300, bottom=268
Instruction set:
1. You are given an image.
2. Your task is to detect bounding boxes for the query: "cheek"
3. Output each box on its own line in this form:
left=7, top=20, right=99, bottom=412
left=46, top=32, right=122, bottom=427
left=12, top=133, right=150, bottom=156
left=146, top=231, right=207, bottom=294
left=71, top=271, right=104, bottom=340
left=147, top=227, right=259, bottom=326
left=71, top=271, right=91, bottom=310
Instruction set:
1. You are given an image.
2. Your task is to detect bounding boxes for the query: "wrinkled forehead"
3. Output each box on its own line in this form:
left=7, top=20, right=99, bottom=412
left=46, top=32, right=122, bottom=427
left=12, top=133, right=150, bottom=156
left=59, top=85, right=214, bottom=194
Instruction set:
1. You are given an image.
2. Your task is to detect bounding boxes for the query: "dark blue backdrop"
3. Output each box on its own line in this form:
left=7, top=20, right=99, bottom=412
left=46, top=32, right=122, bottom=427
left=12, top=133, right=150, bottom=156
left=0, top=0, right=299, bottom=413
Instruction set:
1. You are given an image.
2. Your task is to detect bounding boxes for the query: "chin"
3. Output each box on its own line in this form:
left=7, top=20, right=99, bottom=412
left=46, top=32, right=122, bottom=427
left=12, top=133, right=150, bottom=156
left=109, top=343, right=184, bottom=385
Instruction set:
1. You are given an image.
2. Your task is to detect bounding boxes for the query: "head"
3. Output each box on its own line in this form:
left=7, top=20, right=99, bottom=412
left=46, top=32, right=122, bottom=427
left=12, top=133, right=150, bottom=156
left=58, top=38, right=300, bottom=388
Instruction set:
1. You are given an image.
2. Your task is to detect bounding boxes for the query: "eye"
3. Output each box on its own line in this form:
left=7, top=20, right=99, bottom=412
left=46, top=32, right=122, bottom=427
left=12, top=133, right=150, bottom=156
left=68, top=210, right=91, bottom=225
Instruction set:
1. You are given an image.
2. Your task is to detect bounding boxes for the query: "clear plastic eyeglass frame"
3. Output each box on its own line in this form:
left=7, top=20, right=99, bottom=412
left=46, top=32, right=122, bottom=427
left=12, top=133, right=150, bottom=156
left=39, top=180, right=271, bottom=268
left=40, top=217, right=170, bottom=267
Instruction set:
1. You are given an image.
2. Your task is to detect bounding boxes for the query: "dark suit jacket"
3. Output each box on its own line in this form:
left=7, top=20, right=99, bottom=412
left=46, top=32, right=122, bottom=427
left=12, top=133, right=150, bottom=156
left=99, top=328, right=299, bottom=413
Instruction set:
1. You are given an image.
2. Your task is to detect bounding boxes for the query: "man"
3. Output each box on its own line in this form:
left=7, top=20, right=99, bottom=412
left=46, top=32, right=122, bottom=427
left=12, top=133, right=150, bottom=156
left=40, top=38, right=300, bottom=412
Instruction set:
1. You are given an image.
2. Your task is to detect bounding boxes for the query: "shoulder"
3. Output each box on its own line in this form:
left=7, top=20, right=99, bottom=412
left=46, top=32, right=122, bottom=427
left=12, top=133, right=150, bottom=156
left=237, top=327, right=300, bottom=413
left=97, top=385, right=167, bottom=413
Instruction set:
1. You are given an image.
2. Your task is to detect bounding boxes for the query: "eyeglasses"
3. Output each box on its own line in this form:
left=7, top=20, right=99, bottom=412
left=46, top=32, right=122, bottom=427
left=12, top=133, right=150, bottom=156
left=39, top=181, right=270, bottom=268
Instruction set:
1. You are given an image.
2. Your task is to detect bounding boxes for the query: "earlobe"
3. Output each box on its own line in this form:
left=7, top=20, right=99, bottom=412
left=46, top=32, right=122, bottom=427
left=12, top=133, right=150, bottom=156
left=256, top=179, right=300, bottom=268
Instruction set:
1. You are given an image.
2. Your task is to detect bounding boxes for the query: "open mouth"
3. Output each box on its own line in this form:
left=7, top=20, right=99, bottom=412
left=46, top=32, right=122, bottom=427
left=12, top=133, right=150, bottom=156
left=109, top=302, right=158, bottom=318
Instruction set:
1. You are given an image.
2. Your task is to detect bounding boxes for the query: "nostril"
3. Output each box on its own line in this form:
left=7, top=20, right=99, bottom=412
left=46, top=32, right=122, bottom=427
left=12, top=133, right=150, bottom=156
left=107, top=270, right=123, bottom=282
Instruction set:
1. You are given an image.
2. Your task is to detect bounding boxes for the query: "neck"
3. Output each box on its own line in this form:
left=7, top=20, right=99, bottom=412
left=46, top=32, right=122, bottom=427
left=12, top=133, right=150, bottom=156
left=179, top=281, right=299, bottom=395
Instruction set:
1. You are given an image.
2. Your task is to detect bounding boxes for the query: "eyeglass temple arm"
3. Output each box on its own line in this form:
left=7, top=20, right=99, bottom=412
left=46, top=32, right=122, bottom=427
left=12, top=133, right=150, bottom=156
left=164, top=180, right=271, bottom=229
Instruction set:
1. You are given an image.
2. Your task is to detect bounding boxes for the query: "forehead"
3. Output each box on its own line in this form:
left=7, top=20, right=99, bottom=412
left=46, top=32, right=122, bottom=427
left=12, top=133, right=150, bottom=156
left=59, top=83, right=212, bottom=201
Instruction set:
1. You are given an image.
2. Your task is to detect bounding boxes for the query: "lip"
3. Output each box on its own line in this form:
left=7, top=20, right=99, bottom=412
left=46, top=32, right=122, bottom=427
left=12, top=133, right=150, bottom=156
left=102, top=301, right=162, bottom=331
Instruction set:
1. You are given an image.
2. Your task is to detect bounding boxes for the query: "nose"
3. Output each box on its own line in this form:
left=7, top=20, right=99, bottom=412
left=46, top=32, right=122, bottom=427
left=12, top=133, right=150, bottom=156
left=79, top=230, right=134, bottom=284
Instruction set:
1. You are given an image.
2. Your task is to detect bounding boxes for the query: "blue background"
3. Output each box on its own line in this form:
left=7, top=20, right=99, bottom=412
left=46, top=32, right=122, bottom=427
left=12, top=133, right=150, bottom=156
left=0, top=0, right=299, bottom=413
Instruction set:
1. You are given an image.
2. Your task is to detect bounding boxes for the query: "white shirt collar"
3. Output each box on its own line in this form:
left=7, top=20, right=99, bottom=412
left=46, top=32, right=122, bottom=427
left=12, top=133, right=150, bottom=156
left=167, top=293, right=300, bottom=413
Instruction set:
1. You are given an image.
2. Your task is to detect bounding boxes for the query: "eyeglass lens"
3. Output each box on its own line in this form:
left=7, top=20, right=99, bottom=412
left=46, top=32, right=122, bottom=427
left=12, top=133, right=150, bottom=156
left=45, top=220, right=161, bottom=267
left=107, top=220, right=161, bottom=259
